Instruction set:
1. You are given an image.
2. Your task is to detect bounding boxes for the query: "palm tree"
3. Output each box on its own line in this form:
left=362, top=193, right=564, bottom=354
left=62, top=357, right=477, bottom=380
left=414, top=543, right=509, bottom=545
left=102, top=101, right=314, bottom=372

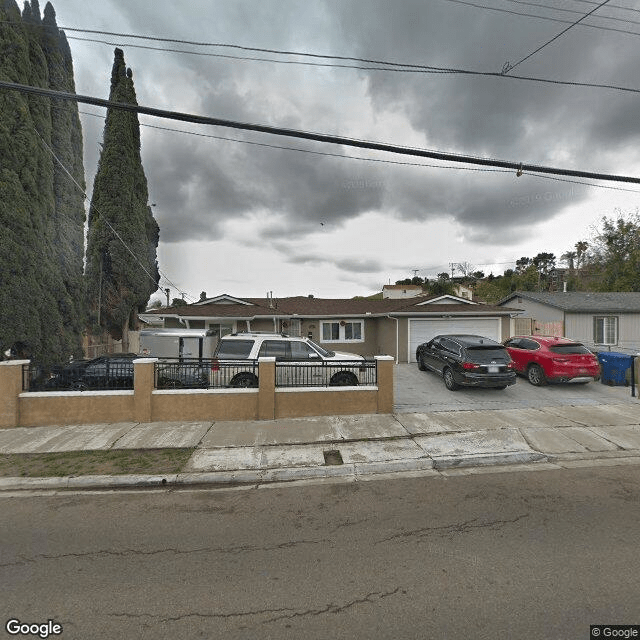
left=561, top=250, right=577, bottom=271
left=575, top=241, right=588, bottom=270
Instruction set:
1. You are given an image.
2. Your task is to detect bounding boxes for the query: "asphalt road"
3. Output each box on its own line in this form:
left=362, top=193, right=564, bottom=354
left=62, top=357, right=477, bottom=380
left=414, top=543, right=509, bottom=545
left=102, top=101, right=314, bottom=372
left=395, top=362, right=638, bottom=413
left=2, top=465, right=640, bottom=640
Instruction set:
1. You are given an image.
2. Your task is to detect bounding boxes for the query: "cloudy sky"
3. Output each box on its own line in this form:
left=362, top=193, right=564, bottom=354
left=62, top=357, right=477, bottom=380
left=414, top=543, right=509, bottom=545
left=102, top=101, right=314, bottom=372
left=42, top=0, right=640, bottom=300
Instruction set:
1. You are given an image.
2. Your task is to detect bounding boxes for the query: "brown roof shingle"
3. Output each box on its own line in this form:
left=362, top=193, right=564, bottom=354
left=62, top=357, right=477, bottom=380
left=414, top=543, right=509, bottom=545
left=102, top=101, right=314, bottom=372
left=145, top=295, right=515, bottom=318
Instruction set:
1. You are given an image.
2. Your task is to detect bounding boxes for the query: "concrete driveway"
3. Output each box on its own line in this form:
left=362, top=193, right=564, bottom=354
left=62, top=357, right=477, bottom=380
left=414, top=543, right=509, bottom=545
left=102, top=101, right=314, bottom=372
left=394, top=363, right=639, bottom=413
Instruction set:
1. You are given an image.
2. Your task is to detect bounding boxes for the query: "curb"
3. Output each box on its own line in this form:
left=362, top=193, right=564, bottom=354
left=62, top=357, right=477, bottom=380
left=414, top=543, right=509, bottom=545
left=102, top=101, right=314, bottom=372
left=0, top=451, right=542, bottom=491
left=3, top=450, right=640, bottom=492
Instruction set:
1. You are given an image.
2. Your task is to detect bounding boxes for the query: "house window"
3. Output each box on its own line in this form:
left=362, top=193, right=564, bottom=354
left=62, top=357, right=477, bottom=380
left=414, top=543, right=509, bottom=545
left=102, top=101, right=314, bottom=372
left=207, top=322, right=234, bottom=337
left=594, top=316, right=618, bottom=345
left=321, top=320, right=364, bottom=343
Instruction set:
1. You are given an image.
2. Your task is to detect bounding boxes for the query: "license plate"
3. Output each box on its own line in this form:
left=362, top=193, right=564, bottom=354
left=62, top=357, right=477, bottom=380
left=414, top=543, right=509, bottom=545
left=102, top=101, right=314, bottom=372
left=488, top=366, right=500, bottom=373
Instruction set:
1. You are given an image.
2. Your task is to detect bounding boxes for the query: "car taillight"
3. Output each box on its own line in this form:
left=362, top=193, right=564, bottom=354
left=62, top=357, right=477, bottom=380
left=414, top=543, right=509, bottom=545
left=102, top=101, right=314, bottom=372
left=462, top=362, right=480, bottom=370
left=211, top=359, right=220, bottom=372
left=507, top=362, right=515, bottom=369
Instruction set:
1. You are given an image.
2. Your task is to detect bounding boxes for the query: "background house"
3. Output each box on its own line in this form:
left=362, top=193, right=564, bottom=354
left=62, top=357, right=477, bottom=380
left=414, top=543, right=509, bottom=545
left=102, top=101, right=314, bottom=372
left=498, top=291, right=640, bottom=353
left=139, top=293, right=518, bottom=362
left=382, top=284, right=423, bottom=299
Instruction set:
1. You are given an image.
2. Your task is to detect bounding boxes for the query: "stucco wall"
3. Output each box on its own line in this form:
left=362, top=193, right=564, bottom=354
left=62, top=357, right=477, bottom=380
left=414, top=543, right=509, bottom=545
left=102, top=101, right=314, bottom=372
left=20, top=391, right=136, bottom=427
left=4, top=358, right=394, bottom=428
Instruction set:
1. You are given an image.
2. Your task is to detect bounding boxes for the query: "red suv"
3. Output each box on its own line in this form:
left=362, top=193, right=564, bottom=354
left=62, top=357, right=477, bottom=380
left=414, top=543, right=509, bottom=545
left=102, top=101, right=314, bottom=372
left=503, top=336, right=601, bottom=386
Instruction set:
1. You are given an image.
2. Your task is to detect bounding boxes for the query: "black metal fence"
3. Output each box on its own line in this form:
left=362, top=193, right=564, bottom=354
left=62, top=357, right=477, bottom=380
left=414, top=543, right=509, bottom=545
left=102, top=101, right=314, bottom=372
left=22, top=361, right=134, bottom=392
left=21, top=358, right=377, bottom=392
left=154, top=359, right=209, bottom=389
left=155, top=359, right=260, bottom=389
left=275, top=360, right=377, bottom=388
left=209, top=360, right=259, bottom=388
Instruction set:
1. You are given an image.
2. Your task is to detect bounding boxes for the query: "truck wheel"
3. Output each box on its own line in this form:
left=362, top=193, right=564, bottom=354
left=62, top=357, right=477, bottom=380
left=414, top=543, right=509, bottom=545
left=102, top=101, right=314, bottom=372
left=230, top=372, right=258, bottom=388
left=330, top=372, right=358, bottom=386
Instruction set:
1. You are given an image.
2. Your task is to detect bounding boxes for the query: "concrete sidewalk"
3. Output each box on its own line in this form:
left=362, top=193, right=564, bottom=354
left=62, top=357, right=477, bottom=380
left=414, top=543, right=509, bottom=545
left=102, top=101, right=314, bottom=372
left=1, top=403, right=640, bottom=491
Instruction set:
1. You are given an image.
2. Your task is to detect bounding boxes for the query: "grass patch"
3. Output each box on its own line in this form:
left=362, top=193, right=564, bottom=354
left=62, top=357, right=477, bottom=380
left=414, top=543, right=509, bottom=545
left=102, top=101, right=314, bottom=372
left=0, top=448, right=194, bottom=477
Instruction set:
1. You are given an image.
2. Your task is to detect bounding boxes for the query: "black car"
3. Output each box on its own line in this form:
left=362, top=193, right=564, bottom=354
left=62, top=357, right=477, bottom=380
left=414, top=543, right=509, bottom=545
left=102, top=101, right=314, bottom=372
left=416, top=334, right=516, bottom=391
left=44, top=354, right=208, bottom=390
left=45, top=354, right=138, bottom=390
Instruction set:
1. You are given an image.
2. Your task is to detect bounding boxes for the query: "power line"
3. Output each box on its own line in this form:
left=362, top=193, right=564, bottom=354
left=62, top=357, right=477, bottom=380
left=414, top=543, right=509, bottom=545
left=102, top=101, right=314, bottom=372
left=3, top=80, right=640, bottom=185
left=75, top=109, right=640, bottom=195
left=31, top=125, right=195, bottom=302
left=65, top=34, right=640, bottom=96
left=4, top=20, right=640, bottom=97
left=569, top=0, right=640, bottom=15
left=504, top=0, right=612, bottom=73
left=77, top=108, right=514, bottom=175
left=503, top=0, right=640, bottom=25
left=438, top=0, right=640, bottom=37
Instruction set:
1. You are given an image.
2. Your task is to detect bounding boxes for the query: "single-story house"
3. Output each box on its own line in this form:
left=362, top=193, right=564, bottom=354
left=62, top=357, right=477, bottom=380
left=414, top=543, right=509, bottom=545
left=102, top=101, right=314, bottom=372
left=382, top=284, right=423, bottom=299
left=498, top=291, right=640, bottom=353
left=139, top=293, right=519, bottom=363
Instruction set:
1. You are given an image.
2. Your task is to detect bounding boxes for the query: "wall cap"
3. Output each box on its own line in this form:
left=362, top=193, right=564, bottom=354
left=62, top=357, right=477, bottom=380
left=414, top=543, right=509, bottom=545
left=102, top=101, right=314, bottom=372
left=276, top=386, right=378, bottom=393
left=0, top=360, right=30, bottom=366
left=134, top=358, right=159, bottom=364
left=20, top=390, right=135, bottom=398
left=374, top=355, right=395, bottom=361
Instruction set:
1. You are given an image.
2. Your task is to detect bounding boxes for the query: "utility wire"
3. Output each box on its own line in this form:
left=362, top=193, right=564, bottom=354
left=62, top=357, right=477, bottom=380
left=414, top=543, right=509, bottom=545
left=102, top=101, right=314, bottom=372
left=570, top=0, right=640, bottom=15
left=3, top=80, right=639, bottom=185
left=64, top=34, right=640, bottom=97
left=32, top=126, right=195, bottom=302
left=503, top=0, right=640, bottom=26
left=76, top=109, right=640, bottom=195
left=504, top=0, right=612, bottom=73
left=77, top=108, right=513, bottom=175
left=437, top=0, right=640, bottom=37
left=3, top=20, right=640, bottom=96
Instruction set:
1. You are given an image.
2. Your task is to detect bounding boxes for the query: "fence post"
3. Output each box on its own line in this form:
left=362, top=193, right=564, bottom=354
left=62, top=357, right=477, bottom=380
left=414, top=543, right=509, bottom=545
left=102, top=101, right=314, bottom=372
left=375, top=356, right=395, bottom=414
left=134, top=358, right=157, bottom=423
left=0, top=360, right=29, bottom=428
left=258, top=357, right=276, bottom=420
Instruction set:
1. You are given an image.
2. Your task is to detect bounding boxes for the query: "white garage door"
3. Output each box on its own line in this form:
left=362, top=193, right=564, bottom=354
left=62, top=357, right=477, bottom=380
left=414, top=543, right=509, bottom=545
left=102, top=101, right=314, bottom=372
left=408, top=318, right=502, bottom=362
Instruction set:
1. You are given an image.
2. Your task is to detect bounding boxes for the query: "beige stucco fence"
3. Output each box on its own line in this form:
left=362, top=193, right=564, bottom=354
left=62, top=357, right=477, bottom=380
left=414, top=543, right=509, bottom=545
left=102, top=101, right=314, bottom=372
left=0, top=356, right=395, bottom=429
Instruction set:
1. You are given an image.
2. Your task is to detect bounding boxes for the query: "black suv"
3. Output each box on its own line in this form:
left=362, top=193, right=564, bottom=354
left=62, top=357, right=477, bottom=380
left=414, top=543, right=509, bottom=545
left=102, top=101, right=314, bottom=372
left=44, top=354, right=138, bottom=390
left=43, top=354, right=208, bottom=390
left=416, top=334, right=516, bottom=391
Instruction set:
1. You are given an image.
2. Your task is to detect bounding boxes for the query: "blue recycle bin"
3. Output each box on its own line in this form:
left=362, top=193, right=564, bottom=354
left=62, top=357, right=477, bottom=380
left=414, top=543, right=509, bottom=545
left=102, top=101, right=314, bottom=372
left=597, top=352, right=634, bottom=386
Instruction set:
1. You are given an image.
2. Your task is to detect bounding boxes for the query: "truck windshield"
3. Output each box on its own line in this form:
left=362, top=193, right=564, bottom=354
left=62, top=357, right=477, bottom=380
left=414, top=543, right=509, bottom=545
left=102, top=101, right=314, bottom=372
left=308, top=339, right=335, bottom=358
left=214, top=340, right=254, bottom=359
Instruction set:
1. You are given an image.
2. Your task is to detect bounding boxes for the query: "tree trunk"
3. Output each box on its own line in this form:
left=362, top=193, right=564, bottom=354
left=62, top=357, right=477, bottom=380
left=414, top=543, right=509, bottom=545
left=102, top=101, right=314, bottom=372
left=121, top=316, right=130, bottom=353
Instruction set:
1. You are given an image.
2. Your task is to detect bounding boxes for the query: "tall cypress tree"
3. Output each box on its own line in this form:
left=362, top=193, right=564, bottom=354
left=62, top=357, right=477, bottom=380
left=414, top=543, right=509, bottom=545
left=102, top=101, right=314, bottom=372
left=41, top=2, right=86, bottom=356
left=0, top=0, right=85, bottom=366
left=85, top=48, right=160, bottom=351
left=0, top=0, right=43, bottom=361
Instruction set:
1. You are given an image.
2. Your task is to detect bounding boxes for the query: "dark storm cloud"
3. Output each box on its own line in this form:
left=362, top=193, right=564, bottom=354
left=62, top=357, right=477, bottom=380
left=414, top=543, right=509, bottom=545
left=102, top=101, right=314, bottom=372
left=269, top=244, right=383, bottom=273
left=328, top=0, right=640, bottom=230
left=335, top=257, right=382, bottom=273
left=68, top=0, right=640, bottom=268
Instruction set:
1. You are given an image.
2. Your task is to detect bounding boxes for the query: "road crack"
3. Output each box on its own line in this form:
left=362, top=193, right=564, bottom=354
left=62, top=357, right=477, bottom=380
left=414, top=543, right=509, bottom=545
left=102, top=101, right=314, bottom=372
left=0, top=539, right=331, bottom=568
left=264, top=587, right=403, bottom=623
left=376, top=513, right=529, bottom=543
left=106, top=588, right=403, bottom=626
